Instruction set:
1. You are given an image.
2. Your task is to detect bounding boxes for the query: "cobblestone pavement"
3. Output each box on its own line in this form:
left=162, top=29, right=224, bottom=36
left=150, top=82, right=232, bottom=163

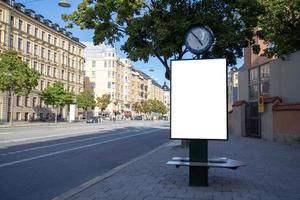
left=65, top=134, right=300, bottom=200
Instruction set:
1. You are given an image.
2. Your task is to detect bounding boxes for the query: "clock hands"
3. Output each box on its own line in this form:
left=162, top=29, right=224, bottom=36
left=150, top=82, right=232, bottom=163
left=191, top=31, right=203, bottom=46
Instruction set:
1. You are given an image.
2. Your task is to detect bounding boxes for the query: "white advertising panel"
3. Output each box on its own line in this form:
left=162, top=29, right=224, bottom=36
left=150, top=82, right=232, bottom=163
left=171, top=59, right=227, bottom=140
left=69, top=104, right=76, bottom=122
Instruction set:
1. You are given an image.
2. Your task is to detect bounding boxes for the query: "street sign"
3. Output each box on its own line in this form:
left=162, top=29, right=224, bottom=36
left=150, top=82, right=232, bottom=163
left=171, top=59, right=227, bottom=140
left=258, top=96, right=264, bottom=113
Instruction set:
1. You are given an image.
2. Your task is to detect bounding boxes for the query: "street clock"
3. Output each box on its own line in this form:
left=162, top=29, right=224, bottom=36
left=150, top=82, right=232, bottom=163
left=184, top=25, right=214, bottom=55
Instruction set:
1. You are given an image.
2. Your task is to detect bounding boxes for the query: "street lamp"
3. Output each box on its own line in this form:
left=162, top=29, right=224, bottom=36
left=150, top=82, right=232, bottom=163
left=58, top=0, right=71, bottom=8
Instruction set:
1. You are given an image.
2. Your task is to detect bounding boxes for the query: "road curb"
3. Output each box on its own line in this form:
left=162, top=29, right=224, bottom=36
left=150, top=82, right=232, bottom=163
left=52, top=141, right=171, bottom=200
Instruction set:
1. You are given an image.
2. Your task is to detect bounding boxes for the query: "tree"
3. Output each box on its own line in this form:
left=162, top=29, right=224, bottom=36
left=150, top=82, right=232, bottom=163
left=41, top=81, right=75, bottom=123
left=63, top=0, right=262, bottom=79
left=132, top=101, right=143, bottom=113
left=141, top=99, right=168, bottom=115
left=255, top=0, right=300, bottom=58
left=76, top=90, right=96, bottom=121
left=96, top=94, right=111, bottom=112
left=0, top=50, right=40, bottom=126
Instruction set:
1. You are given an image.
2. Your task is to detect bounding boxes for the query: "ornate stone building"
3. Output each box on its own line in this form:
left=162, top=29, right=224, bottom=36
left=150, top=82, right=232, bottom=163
left=0, top=0, right=85, bottom=122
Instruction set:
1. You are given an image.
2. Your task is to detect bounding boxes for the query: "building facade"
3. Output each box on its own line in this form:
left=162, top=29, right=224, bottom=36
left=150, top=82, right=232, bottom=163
left=83, top=42, right=132, bottom=115
left=230, top=33, right=300, bottom=144
left=228, top=66, right=239, bottom=112
left=0, top=0, right=85, bottom=122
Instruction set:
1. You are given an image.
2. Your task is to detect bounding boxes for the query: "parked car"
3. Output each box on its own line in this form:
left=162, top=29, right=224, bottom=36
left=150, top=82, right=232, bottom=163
left=86, top=117, right=101, bottom=123
left=134, top=115, right=143, bottom=120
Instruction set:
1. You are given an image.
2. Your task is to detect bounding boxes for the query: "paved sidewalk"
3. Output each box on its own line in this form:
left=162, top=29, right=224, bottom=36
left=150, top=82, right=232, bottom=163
left=58, top=135, right=300, bottom=200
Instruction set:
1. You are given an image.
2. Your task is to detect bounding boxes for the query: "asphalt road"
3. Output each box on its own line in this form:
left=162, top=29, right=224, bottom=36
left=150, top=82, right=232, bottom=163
left=0, top=121, right=170, bottom=200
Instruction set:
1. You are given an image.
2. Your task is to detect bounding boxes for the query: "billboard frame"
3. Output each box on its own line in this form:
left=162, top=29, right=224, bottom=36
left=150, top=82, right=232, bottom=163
left=170, top=58, right=229, bottom=141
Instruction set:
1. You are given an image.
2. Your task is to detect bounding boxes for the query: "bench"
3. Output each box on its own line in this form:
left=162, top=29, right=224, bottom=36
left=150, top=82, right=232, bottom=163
left=167, top=157, right=245, bottom=170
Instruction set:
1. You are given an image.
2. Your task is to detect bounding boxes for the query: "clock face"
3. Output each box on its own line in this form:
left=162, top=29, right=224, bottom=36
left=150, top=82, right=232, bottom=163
left=184, top=26, right=214, bottom=54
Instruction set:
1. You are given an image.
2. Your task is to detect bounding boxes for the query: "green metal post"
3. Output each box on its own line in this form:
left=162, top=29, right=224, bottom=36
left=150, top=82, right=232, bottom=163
left=189, top=139, right=208, bottom=186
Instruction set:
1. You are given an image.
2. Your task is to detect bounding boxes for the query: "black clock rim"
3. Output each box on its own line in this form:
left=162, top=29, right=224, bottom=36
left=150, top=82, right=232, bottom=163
left=184, top=25, right=214, bottom=55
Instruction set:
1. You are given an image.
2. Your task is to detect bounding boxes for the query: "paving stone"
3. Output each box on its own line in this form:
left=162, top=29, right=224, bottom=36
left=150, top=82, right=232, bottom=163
left=68, top=134, right=300, bottom=200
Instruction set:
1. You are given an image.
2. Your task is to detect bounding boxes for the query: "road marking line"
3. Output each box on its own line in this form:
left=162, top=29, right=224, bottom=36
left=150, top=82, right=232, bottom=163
left=0, top=132, right=15, bottom=135
left=0, top=129, right=160, bottom=168
left=0, top=129, right=152, bottom=156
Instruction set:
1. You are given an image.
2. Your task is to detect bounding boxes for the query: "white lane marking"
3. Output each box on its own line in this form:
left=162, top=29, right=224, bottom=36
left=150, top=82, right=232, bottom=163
left=0, top=125, right=149, bottom=144
left=0, top=129, right=151, bottom=156
left=0, top=132, right=15, bottom=135
left=0, top=131, right=101, bottom=144
left=0, top=129, right=161, bottom=168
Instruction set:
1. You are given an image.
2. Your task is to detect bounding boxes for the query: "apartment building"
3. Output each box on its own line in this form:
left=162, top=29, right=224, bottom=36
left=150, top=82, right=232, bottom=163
left=0, top=0, right=85, bottom=122
left=130, top=69, right=149, bottom=103
left=130, top=69, right=164, bottom=104
left=83, top=42, right=131, bottom=115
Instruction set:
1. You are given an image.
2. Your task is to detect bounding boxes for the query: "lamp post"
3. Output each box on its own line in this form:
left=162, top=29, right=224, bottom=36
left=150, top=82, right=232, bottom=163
left=58, top=0, right=71, bottom=8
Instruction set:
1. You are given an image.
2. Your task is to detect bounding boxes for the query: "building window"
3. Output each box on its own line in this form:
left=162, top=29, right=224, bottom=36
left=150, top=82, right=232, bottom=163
left=9, top=34, right=13, bottom=48
left=34, top=44, right=38, bottom=56
left=54, top=37, right=57, bottom=46
left=34, top=28, right=38, bottom=37
left=18, top=19, right=23, bottom=30
left=47, top=66, right=51, bottom=76
left=25, top=59, right=30, bottom=66
left=26, top=41, right=30, bottom=53
left=16, top=112, right=21, bottom=121
left=40, top=64, right=44, bottom=75
left=71, top=73, right=74, bottom=82
left=10, top=16, right=14, bottom=26
left=41, top=31, right=45, bottom=40
left=92, top=71, right=96, bottom=78
left=53, top=68, right=56, bottom=77
left=18, top=38, right=22, bottom=50
left=33, top=61, right=38, bottom=71
left=54, top=52, right=57, bottom=63
left=25, top=97, right=29, bottom=107
left=40, top=80, right=44, bottom=90
left=0, top=10, right=2, bottom=21
left=16, top=96, right=21, bottom=106
left=92, top=60, right=96, bottom=67
left=62, top=41, right=65, bottom=49
left=108, top=81, right=111, bottom=89
left=249, top=65, right=270, bottom=100
left=104, top=61, right=107, bottom=68
left=61, top=70, right=64, bottom=79
left=33, top=97, right=37, bottom=107
left=91, top=82, right=96, bottom=89
left=48, top=50, right=51, bottom=60
left=48, top=34, right=51, bottom=43
left=41, top=47, right=44, bottom=58
left=27, top=24, right=31, bottom=34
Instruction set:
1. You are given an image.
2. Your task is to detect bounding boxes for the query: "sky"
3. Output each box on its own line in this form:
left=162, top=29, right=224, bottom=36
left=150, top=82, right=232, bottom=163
left=17, top=0, right=243, bottom=86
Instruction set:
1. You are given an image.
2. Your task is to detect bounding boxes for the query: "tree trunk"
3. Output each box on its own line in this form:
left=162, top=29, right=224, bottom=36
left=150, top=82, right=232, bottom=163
left=9, top=91, right=14, bottom=127
left=85, top=109, right=88, bottom=122
left=55, top=106, right=58, bottom=123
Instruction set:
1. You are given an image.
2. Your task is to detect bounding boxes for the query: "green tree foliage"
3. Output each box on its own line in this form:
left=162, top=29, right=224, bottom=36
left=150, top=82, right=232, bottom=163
left=76, top=90, right=95, bottom=111
left=132, top=101, right=144, bottom=113
left=96, top=94, right=111, bottom=111
left=76, top=90, right=96, bottom=120
left=0, top=50, right=39, bottom=95
left=62, top=0, right=262, bottom=78
left=142, top=99, right=168, bottom=114
left=256, top=0, right=300, bottom=58
left=0, top=50, right=40, bottom=126
left=41, top=81, right=75, bottom=123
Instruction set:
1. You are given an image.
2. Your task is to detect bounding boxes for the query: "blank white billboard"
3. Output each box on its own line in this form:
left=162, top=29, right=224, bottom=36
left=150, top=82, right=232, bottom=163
left=171, top=59, right=227, bottom=140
